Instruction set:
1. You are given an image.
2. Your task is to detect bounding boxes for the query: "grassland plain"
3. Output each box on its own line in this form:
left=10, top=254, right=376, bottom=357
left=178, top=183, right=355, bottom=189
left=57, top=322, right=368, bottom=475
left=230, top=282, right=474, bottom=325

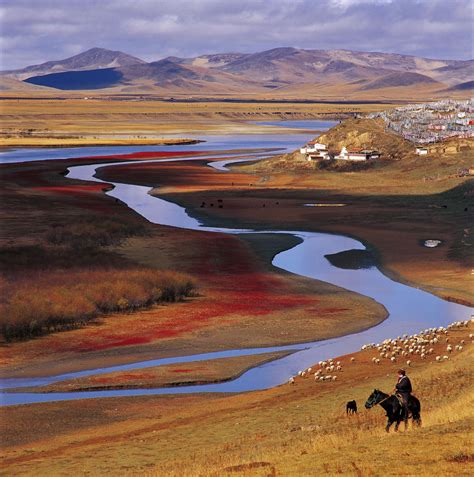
left=0, top=97, right=398, bottom=147
left=1, top=323, right=472, bottom=476
left=0, top=151, right=384, bottom=379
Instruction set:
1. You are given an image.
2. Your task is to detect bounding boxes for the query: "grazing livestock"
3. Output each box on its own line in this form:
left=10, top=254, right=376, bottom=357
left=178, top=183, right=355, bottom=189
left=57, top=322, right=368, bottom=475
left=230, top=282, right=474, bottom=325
left=346, top=400, right=357, bottom=414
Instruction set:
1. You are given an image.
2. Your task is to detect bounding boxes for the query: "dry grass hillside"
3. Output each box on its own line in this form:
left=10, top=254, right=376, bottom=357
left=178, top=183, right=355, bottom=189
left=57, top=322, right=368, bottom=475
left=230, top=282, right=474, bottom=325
left=316, top=117, right=414, bottom=159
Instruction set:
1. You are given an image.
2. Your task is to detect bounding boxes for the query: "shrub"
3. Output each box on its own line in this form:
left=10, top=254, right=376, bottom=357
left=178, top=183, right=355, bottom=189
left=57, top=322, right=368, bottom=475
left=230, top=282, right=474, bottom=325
left=0, top=269, right=196, bottom=342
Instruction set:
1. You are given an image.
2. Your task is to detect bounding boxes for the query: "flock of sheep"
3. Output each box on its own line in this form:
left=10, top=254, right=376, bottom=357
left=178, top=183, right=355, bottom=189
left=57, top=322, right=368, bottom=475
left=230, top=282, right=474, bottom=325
left=362, top=319, right=472, bottom=366
left=288, top=319, right=473, bottom=385
left=288, top=358, right=346, bottom=384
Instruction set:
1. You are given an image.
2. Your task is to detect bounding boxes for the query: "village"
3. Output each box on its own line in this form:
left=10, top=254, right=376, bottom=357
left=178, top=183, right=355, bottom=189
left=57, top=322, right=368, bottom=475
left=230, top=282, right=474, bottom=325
left=370, top=99, right=474, bottom=144
left=300, top=99, right=474, bottom=163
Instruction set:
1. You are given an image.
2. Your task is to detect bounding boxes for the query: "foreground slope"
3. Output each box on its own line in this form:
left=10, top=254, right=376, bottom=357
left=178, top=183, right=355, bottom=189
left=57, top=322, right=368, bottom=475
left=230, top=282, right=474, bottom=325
left=2, top=323, right=472, bottom=476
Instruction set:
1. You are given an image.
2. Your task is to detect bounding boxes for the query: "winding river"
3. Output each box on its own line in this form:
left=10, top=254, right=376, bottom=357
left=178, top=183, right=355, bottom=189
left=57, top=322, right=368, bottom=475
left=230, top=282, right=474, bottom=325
left=1, top=121, right=472, bottom=406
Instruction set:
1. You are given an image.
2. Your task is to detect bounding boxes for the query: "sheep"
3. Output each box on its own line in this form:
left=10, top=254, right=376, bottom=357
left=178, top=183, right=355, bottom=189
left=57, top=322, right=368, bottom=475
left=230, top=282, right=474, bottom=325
left=288, top=377, right=295, bottom=385
left=375, top=358, right=381, bottom=365
left=350, top=357, right=355, bottom=362
left=406, top=360, right=412, bottom=367
left=332, top=376, right=337, bottom=381
left=435, top=356, right=442, bottom=362
left=447, top=345, right=453, bottom=353
left=443, top=355, right=449, bottom=360
left=336, top=365, right=342, bottom=371
left=390, top=357, right=396, bottom=363
left=319, top=376, right=325, bottom=381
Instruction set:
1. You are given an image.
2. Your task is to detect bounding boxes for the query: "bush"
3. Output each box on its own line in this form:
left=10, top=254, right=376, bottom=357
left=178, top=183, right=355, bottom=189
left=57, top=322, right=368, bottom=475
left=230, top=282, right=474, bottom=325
left=0, top=269, right=196, bottom=342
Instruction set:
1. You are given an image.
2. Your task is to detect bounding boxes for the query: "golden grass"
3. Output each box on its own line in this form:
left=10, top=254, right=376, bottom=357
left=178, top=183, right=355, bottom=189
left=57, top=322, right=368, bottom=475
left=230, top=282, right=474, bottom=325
left=0, top=268, right=195, bottom=341
left=146, top=339, right=474, bottom=477
left=0, top=137, right=199, bottom=147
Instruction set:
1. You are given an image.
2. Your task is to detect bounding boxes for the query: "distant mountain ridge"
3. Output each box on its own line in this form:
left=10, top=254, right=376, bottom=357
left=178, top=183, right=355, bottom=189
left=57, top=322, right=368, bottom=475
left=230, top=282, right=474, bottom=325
left=3, top=47, right=145, bottom=80
left=3, top=46, right=472, bottom=96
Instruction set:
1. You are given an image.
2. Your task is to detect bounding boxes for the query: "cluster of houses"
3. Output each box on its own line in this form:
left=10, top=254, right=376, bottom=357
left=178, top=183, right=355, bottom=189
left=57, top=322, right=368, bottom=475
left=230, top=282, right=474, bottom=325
left=369, top=99, right=474, bottom=144
left=300, top=141, right=381, bottom=162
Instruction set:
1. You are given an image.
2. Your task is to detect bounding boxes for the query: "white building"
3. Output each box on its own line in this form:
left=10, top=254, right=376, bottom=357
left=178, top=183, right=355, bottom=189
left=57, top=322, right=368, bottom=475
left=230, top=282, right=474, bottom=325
left=335, top=146, right=381, bottom=161
left=415, top=147, right=428, bottom=155
left=300, top=141, right=330, bottom=161
left=300, top=142, right=327, bottom=154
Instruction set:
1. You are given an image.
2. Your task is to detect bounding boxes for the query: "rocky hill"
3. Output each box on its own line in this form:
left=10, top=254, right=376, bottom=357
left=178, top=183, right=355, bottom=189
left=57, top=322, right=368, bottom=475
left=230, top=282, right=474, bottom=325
left=316, top=118, right=414, bottom=159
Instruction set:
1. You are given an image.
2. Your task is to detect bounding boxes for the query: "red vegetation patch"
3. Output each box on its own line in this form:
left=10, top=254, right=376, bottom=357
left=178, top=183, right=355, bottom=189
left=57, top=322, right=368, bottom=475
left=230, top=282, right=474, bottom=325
left=55, top=234, right=322, bottom=354
left=170, top=369, right=196, bottom=373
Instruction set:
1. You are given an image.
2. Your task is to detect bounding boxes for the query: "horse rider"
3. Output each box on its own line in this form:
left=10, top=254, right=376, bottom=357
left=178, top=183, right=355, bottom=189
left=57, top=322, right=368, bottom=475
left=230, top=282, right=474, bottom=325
left=394, top=369, right=412, bottom=420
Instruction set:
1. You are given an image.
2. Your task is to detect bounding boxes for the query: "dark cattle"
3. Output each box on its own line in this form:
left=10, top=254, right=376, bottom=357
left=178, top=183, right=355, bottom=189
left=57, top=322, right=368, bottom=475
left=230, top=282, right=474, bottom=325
left=346, top=400, right=357, bottom=414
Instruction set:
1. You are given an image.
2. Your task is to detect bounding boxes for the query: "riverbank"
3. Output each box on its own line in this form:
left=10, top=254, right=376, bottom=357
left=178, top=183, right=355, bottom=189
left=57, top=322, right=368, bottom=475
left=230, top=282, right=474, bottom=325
left=112, top=151, right=471, bottom=306
left=2, top=322, right=472, bottom=476
left=6, top=351, right=291, bottom=393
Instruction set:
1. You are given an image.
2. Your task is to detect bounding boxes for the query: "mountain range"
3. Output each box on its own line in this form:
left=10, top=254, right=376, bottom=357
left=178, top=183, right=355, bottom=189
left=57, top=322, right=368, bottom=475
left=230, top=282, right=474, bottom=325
left=2, top=47, right=472, bottom=97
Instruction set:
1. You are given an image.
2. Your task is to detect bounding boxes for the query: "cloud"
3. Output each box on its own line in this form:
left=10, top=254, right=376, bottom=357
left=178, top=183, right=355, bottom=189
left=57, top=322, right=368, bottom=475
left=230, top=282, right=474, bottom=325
left=0, top=0, right=472, bottom=70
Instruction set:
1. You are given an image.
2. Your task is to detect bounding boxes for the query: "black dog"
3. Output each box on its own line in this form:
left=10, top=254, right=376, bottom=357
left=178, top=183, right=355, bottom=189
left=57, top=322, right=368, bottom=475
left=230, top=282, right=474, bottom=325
left=346, top=400, right=357, bottom=415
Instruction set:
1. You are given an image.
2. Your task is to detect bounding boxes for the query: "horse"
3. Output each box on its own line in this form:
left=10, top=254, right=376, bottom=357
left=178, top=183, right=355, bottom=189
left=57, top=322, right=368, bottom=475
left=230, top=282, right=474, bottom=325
left=346, top=400, right=357, bottom=415
left=365, top=389, right=421, bottom=432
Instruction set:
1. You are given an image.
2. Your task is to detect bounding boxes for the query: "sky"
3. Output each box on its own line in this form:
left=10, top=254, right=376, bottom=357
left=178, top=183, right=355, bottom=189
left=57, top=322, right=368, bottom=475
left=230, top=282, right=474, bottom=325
left=1, top=0, right=473, bottom=70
